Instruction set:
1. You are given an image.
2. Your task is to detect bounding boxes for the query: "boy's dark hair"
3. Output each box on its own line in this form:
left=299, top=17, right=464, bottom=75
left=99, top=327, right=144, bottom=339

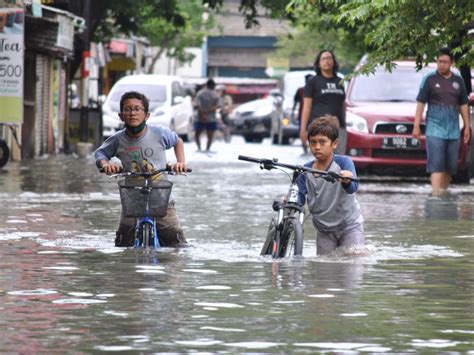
left=307, top=115, right=340, bottom=142
left=120, top=91, right=149, bottom=113
left=314, top=49, right=339, bottom=76
left=438, top=47, right=454, bottom=62
left=206, top=78, right=216, bottom=89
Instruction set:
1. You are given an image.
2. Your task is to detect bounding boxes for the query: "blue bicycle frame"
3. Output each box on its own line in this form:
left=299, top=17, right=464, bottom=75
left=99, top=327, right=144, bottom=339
left=134, top=217, right=160, bottom=248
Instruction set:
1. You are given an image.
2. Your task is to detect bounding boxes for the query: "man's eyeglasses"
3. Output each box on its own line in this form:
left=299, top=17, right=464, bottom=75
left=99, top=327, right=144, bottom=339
left=122, top=107, right=145, bottom=114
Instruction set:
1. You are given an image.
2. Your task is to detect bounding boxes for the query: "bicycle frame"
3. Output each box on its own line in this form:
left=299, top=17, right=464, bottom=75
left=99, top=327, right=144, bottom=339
left=132, top=176, right=161, bottom=248
left=274, top=170, right=305, bottom=229
left=271, top=170, right=305, bottom=257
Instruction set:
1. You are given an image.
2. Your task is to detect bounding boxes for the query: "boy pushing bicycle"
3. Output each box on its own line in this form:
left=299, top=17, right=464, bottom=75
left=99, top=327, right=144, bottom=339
left=297, top=115, right=365, bottom=255
left=94, top=91, right=188, bottom=247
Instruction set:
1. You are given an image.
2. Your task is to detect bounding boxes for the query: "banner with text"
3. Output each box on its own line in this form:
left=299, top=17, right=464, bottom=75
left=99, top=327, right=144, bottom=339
left=0, top=0, right=24, bottom=124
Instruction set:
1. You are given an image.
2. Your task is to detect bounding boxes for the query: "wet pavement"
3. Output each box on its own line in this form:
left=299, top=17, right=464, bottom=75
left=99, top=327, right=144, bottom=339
left=0, top=137, right=473, bottom=352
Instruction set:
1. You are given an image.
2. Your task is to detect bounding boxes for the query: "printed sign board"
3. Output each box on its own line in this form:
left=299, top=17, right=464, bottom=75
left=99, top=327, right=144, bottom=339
left=0, top=0, right=24, bottom=124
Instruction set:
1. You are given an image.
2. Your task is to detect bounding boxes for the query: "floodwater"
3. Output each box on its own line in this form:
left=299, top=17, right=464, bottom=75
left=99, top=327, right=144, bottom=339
left=1, top=138, right=473, bottom=353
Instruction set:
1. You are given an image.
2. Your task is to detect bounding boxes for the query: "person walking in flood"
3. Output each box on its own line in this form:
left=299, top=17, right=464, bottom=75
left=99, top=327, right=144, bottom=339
left=195, top=78, right=220, bottom=153
left=413, top=47, right=470, bottom=196
left=297, top=115, right=365, bottom=255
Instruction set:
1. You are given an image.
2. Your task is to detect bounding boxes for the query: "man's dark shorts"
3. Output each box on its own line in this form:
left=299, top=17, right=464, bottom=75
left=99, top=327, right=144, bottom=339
left=426, top=136, right=460, bottom=174
left=194, top=121, right=218, bottom=131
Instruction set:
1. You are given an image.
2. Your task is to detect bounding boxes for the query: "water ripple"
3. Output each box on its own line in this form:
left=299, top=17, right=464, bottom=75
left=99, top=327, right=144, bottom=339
left=195, top=302, right=244, bottom=309
left=53, top=298, right=107, bottom=304
left=7, top=289, right=58, bottom=296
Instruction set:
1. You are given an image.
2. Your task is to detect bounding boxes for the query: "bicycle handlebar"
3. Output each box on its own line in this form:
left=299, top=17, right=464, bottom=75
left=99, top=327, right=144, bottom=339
left=238, top=155, right=358, bottom=182
left=107, top=165, right=192, bottom=178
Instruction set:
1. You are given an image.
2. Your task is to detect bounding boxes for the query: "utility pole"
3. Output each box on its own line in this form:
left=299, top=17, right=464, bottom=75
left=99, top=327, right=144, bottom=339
left=79, top=0, right=91, bottom=142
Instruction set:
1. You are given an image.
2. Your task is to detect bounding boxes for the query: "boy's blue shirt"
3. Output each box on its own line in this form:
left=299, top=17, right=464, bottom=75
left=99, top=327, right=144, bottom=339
left=297, top=154, right=359, bottom=205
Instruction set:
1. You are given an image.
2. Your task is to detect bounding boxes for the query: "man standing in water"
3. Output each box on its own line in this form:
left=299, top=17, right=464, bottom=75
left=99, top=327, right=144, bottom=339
left=195, top=78, right=220, bottom=153
left=413, top=47, right=470, bottom=196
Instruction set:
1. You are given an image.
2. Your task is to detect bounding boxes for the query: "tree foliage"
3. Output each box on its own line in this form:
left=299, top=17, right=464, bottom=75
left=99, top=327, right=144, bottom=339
left=139, top=1, right=214, bottom=73
left=93, top=0, right=213, bottom=73
left=206, top=0, right=473, bottom=81
left=329, top=0, right=474, bottom=74
left=272, top=2, right=369, bottom=73
left=92, top=0, right=181, bottom=43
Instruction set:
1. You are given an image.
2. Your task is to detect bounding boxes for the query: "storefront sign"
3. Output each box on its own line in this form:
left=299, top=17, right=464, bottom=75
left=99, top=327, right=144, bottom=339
left=0, top=0, right=24, bottom=124
left=56, top=14, right=73, bottom=51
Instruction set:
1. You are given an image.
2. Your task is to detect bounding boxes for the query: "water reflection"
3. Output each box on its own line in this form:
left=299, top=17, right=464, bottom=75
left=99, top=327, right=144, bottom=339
left=424, top=194, right=460, bottom=220
left=268, top=259, right=365, bottom=294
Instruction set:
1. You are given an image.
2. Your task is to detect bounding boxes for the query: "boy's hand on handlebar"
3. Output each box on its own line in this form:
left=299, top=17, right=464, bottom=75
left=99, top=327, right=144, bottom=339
left=171, top=162, right=187, bottom=174
left=339, top=170, right=353, bottom=185
left=100, top=161, right=122, bottom=175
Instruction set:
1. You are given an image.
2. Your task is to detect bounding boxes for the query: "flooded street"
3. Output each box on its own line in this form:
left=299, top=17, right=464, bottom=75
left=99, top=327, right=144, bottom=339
left=1, top=137, right=473, bottom=353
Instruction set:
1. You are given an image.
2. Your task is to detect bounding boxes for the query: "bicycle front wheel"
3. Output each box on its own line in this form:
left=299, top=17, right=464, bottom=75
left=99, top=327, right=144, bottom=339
left=142, top=223, right=152, bottom=248
left=261, top=219, right=277, bottom=256
left=278, top=217, right=303, bottom=257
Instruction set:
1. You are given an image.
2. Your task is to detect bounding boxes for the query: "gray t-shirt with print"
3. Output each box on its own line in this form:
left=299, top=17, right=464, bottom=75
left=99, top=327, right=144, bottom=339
left=94, top=125, right=178, bottom=173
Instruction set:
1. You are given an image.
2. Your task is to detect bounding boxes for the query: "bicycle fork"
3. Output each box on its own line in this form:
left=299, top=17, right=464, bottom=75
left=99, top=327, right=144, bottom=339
left=134, top=217, right=160, bottom=248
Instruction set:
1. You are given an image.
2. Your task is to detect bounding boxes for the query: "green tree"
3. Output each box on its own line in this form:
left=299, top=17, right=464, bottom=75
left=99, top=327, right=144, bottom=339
left=93, top=0, right=213, bottom=73
left=270, top=3, right=369, bottom=73
left=140, top=1, right=214, bottom=73
left=206, top=0, right=473, bottom=88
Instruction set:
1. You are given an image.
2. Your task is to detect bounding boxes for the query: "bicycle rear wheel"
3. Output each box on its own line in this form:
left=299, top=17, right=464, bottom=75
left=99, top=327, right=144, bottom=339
left=278, top=217, right=303, bottom=257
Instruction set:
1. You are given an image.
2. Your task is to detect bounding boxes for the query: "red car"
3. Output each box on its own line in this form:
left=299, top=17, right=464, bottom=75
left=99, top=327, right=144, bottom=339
left=345, top=61, right=472, bottom=183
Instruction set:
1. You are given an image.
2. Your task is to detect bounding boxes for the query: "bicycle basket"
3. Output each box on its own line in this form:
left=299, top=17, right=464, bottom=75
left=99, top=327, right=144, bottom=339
left=118, top=179, right=173, bottom=218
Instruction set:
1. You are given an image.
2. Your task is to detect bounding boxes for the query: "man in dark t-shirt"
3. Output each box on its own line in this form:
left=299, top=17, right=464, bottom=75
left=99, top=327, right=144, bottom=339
left=300, top=50, right=346, bottom=154
left=413, top=47, right=470, bottom=195
left=304, top=75, right=346, bottom=129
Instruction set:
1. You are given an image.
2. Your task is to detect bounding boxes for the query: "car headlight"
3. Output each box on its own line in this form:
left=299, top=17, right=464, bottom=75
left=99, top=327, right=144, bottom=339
left=346, top=111, right=369, bottom=133
left=253, top=105, right=273, bottom=117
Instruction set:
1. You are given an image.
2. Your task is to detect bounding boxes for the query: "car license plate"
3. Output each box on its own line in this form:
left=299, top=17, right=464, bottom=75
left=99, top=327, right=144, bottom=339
left=382, top=137, right=420, bottom=149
